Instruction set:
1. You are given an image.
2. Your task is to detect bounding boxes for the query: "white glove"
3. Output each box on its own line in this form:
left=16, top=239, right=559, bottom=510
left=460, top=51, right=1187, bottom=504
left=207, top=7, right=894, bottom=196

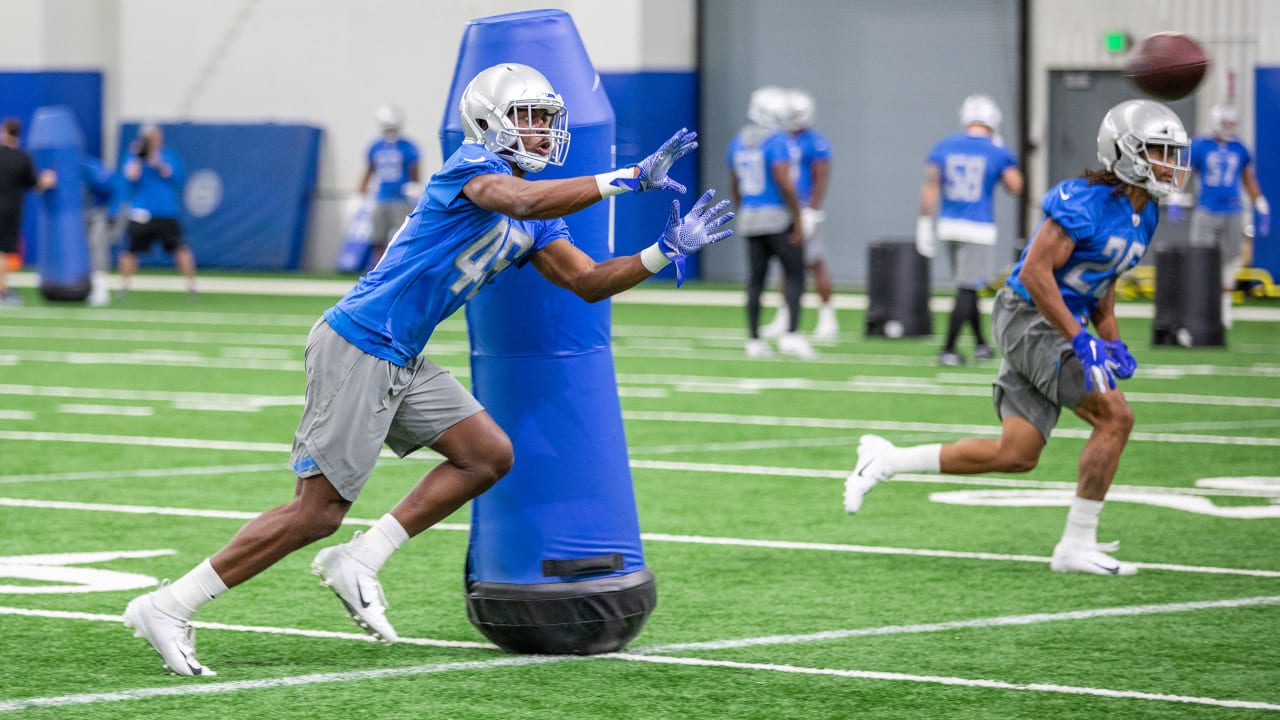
left=401, top=181, right=423, bottom=202
left=915, top=216, right=936, bottom=258
left=800, top=207, right=825, bottom=242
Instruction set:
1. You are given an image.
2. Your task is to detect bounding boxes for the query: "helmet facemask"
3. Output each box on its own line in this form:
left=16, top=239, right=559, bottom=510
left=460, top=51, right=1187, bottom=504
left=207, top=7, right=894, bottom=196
left=1113, top=132, right=1190, bottom=199
left=486, top=99, right=570, bottom=173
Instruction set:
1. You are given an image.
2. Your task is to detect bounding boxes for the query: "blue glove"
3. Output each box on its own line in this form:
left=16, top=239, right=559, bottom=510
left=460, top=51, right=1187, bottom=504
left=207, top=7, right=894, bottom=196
left=613, top=128, right=698, bottom=194
left=658, top=188, right=734, bottom=286
left=1104, top=338, right=1138, bottom=380
left=1258, top=209, right=1271, bottom=238
left=1072, top=330, right=1115, bottom=394
left=1166, top=203, right=1184, bottom=223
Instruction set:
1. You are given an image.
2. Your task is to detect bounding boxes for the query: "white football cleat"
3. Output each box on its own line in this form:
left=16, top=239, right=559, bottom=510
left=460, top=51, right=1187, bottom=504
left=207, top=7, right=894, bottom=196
left=312, top=536, right=399, bottom=644
left=844, top=434, right=896, bottom=513
left=745, top=338, right=773, bottom=358
left=1050, top=540, right=1137, bottom=576
left=778, top=332, right=818, bottom=360
left=123, top=590, right=216, bottom=676
left=813, top=308, right=839, bottom=341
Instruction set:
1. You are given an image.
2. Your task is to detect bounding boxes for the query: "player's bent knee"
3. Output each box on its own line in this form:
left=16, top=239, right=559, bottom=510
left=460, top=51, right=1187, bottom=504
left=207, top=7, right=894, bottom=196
left=997, top=451, right=1038, bottom=474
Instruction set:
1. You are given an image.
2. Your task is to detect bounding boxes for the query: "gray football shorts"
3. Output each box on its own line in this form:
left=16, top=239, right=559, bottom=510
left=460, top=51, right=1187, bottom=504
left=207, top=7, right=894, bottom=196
left=370, top=200, right=412, bottom=247
left=1189, top=209, right=1245, bottom=286
left=804, top=221, right=826, bottom=264
left=990, top=288, right=1089, bottom=441
left=944, top=240, right=994, bottom=290
left=290, top=319, right=483, bottom=501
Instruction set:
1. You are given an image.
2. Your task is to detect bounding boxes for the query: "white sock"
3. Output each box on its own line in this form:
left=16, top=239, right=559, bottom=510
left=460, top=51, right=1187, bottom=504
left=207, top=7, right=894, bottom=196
left=349, top=513, right=409, bottom=572
left=154, top=558, right=228, bottom=619
left=887, top=444, right=942, bottom=473
left=1221, top=293, right=1233, bottom=329
left=773, top=303, right=789, bottom=327
left=1060, top=497, right=1103, bottom=547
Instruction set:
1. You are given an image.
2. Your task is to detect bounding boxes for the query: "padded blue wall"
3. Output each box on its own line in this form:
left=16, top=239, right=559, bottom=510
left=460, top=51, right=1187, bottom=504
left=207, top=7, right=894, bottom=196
left=1254, top=67, right=1280, bottom=281
left=117, top=122, right=321, bottom=270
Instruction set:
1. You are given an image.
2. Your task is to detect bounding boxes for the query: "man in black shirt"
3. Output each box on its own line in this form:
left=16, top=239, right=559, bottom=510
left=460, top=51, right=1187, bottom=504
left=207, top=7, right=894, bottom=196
left=0, top=118, right=53, bottom=305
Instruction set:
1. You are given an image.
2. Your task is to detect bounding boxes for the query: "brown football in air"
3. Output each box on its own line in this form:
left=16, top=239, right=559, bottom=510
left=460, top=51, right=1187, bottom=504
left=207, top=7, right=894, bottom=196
left=1124, top=32, right=1208, bottom=101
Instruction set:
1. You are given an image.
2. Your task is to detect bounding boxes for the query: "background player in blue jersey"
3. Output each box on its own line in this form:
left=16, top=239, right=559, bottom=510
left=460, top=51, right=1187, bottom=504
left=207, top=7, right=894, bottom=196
left=916, top=95, right=1023, bottom=366
left=1185, top=103, right=1270, bottom=329
left=845, top=100, right=1190, bottom=577
left=359, top=105, right=421, bottom=267
left=730, top=86, right=815, bottom=360
left=123, top=62, right=734, bottom=676
left=761, top=89, right=837, bottom=341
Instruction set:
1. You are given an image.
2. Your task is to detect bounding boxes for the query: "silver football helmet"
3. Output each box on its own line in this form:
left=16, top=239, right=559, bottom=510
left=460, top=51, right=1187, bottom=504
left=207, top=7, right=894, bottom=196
left=376, top=104, right=403, bottom=139
left=459, top=63, right=570, bottom=173
left=959, top=94, right=1002, bottom=130
left=747, top=86, right=790, bottom=130
left=1097, top=99, right=1190, bottom=199
left=1210, top=103, right=1239, bottom=139
left=785, top=88, right=815, bottom=132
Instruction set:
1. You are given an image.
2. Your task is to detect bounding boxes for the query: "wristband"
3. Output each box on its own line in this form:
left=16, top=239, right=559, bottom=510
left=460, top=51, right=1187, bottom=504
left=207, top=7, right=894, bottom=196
left=639, top=242, right=671, bottom=273
left=595, top=169, right=636, bottom=198
left=1256, top=196, right=1270, bottom=215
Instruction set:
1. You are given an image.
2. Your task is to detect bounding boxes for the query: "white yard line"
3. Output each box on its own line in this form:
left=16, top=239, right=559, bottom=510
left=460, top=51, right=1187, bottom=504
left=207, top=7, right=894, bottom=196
left=1, top=497, right=1274, bottom=577
left=611, top=654, right=1280, bottom=712
left=2, top=595, right=1277, bottom=713
left=0, top=463, right=283, bottom=485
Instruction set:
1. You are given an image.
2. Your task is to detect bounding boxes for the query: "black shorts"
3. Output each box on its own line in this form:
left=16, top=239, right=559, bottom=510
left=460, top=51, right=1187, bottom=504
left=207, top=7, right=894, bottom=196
left=0, top=213, right=19, bottom=254
left=127, top=218, right=185, bottom=254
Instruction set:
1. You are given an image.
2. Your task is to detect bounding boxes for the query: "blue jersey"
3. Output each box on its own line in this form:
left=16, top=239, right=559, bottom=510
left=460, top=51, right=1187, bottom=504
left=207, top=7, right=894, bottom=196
left=928, top=133, right=1017, bottom=243
left=1007, top=178, right=1158, bottom=325
left=325, top=142, right=567, bottom=366
left=366, top=137, right=420, bottom=202
left=127, top=148, right=185, bottom=218
left=727, top=128, right=793, bottom=210
left=1190, top=135, right=1252, bottom=214
left=791, top=128, right=832, bottom=206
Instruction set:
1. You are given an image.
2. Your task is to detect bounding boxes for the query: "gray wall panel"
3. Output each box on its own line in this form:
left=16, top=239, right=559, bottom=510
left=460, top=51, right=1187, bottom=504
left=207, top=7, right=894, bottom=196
left=699, top=0, right=1021, bottom=288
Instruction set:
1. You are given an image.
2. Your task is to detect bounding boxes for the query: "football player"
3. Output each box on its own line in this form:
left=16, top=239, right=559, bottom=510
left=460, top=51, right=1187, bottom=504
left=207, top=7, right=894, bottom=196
left=847, top=100, right=1192, bottom=577
left=123, top=62, right=733, bottom=676
left=761, top=89, right=837, bottom=341
left=1185, top=103, right=1270, bottom=329
left=359, top=104, right=421, bottom=268
left=730, top=86, right=815, bottom=359
left=916, top=95, right=1024, bottom=365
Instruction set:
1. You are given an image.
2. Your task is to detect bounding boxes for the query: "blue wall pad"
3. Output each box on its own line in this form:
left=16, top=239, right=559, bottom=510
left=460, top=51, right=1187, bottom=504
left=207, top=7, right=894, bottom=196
left=117, top=122, right=321, bottom=270
left=1253, top=68, right=1280, bottom=281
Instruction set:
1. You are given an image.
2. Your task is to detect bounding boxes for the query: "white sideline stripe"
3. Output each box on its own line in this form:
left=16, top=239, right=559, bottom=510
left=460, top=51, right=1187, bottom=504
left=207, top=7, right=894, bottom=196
left=0, top=607, right=492, bottom=649
left=636, top=595, right=1280, bottom=654
left=11, top=272, right=1280, bottom=322
left=611, top=654, right=1280, bottom=712
left=0, top=463, right=282, bottom=485
left=0, top=655, right=565, bottom=713
left=0, top=411, right=33, bottom=421
left=3, top=596, right=1278, bottom=713
left=1, top=497, right=1274, bottom=578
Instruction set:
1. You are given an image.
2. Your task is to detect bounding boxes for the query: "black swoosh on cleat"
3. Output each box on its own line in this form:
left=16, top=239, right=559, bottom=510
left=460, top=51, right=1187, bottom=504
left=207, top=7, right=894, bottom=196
left=1089, top=560, right=1121, bottom=574
left=357, top=582, right=372, bottom=609
left=853, top=459, right=871, bottom=477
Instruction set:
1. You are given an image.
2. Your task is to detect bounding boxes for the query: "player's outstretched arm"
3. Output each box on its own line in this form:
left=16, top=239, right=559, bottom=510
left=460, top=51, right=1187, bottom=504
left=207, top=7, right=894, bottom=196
left=531, top=188, right=734, bottom=301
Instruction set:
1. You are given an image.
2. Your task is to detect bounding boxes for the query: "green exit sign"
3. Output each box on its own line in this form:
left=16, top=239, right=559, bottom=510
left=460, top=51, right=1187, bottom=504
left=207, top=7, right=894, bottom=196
left=1105, top=31, right=1132, bottom=53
